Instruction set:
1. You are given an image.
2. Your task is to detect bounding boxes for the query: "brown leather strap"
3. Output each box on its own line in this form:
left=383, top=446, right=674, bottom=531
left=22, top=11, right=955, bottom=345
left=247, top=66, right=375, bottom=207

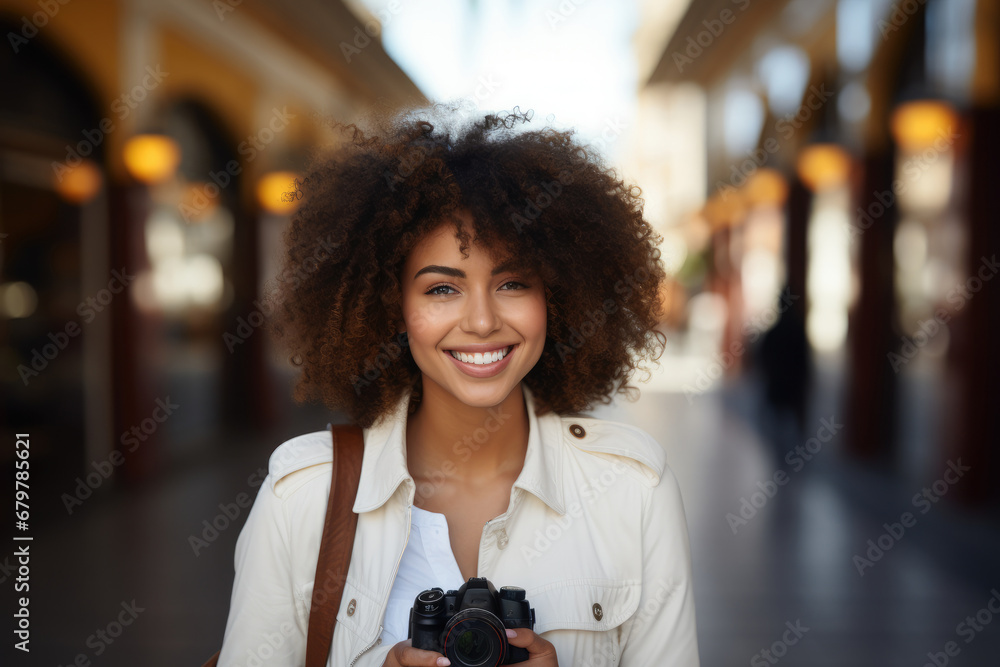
left=203, top=424, right=364, bottom=667
left=305, top=423, right=365, bottom=667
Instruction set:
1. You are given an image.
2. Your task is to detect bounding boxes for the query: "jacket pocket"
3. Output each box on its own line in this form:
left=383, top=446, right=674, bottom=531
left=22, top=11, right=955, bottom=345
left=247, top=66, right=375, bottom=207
left=528, top=579, right=640, bottom=635
left=333, top=579, right=382, bottom=638
left=525, top=579, right=640, bottom=667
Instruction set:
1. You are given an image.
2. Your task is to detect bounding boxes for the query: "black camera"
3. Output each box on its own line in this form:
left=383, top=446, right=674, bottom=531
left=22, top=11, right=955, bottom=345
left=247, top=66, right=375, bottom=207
left=408, top=577, right=537, bottom=666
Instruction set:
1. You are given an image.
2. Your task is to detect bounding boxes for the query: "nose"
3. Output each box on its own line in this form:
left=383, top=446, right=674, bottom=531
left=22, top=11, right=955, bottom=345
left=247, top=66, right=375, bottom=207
left=460, top=286, right=502, bottom=337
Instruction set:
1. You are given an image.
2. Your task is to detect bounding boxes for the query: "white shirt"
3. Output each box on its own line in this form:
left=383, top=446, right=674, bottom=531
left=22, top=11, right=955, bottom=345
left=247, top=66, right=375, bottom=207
left=381, top=505, right=464, bottom=647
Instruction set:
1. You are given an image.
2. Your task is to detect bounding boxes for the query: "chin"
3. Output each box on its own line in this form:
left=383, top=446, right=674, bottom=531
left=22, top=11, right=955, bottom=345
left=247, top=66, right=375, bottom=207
left=437, top=376, right=521, bottom=408
left=453, top=383, right=516, bottom=406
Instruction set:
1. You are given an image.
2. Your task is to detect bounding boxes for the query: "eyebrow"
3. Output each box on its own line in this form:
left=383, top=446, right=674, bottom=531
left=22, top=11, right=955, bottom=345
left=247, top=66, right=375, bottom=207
left=413, top=259, right=527, bottom=281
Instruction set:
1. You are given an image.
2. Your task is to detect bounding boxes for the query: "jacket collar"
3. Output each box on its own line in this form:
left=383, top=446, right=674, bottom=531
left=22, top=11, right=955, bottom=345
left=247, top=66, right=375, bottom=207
left=352, top=383, right=567, bottom=515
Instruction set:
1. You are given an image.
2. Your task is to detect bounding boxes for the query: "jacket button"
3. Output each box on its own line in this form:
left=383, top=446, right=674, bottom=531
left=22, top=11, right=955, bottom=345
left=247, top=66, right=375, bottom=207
left=496, top=528, right=509, bottom=550
left=569, top=424, right=586, bottom=438
left=347, top=599, right=357, bottom=616
left=592, top=602, right=603, bottom=620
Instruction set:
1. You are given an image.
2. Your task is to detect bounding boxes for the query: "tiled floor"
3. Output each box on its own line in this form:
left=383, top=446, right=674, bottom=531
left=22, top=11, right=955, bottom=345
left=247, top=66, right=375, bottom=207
left=13, top=379, right=1000, bottom=666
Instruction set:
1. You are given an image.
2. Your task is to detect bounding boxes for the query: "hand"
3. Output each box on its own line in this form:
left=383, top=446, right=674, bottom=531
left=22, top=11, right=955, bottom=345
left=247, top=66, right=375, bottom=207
left=381, top=630, right=558, bottom=667
left=382, top=639, right=451, bottom=667
left=505, top=627, right=559, bottom=666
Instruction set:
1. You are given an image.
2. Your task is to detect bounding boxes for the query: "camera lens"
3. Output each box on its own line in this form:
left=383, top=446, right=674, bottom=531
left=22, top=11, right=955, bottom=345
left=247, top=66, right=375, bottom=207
left=443, top=609, right=506, bottom=667
left=454, top=626, right=491, bottom=663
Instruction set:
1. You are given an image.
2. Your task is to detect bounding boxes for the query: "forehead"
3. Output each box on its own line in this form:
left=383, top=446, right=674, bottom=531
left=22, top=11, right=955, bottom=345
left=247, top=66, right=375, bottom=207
left=404, top=222, right=525, bottom=276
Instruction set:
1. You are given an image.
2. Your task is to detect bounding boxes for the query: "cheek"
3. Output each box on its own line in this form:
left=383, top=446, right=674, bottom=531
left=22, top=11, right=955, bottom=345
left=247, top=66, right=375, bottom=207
left=518, top=294, right=548, bottom=340
left=400, top=292, right=425, bottom=334
left=403, top=298, right=447, bottom=343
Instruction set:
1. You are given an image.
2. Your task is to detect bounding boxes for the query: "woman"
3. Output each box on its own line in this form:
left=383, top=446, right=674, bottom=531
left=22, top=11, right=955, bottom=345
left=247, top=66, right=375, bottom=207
left=216, top=103, right=700, bottom=666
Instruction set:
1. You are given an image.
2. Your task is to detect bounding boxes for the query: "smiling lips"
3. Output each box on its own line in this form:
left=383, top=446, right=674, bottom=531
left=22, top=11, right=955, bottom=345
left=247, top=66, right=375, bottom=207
left=447, top=345, right=514, bottom=365
left=444, top=344, right=517, bottom=377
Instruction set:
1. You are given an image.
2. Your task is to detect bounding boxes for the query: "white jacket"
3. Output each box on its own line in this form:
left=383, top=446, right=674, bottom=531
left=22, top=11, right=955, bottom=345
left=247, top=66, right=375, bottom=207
left=217, top=384, right=700, bottom=666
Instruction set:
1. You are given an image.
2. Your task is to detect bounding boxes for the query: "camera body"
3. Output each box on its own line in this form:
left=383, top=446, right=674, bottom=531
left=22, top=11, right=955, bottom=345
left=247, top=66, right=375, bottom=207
left=408, top=577, right=536, bottom=666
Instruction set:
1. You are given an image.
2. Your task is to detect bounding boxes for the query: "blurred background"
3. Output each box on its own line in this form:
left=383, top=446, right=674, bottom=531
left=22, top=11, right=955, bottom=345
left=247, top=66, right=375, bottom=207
left=1, top=0, right=998, bottom=664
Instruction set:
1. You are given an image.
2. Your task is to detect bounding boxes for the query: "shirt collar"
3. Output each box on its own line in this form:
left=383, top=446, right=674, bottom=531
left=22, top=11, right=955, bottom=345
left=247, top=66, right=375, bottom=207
left=352, top=383, right=567, bottom=515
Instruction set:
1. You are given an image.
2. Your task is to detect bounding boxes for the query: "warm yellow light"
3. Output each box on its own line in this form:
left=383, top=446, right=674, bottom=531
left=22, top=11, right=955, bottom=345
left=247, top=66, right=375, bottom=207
left=54, top=160, right=102, bottom=203
left=0, top=281, right=38, bottom=318
left=744, top=168, right=789, bottom=207
left=796, top=144, right=851, bottom=192
left=890, top=100, right=959, bottom=153
left=179, top=181, right=220, bottom=223
left=702, top=191, right=747, bottom=229
left=123, top=134, right=181, bottom=184
left=256, top=171, right=300, bottom=214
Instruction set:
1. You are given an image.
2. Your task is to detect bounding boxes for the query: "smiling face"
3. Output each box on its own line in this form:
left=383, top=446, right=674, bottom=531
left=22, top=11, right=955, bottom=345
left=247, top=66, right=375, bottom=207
left=399, top=212, right=547, bottom=409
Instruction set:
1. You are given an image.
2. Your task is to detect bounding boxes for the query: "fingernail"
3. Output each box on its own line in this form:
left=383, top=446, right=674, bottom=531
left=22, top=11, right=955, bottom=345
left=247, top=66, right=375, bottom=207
left=505, top=628, right=517, bottom=638
left=437, top=658, right=451, bottom=666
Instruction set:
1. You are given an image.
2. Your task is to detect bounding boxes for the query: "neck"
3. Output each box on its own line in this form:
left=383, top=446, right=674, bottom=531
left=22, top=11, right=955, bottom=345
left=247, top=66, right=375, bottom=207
left=405, top=380, right=529, bottom=493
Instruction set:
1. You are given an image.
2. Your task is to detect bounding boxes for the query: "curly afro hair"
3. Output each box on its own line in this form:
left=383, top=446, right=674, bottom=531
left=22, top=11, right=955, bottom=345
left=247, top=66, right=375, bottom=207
left=264, top=102, right=668, bottom=429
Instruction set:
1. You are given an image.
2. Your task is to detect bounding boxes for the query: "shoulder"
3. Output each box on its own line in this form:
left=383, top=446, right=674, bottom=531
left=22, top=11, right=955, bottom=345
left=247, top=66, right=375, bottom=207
left=266, top=430, right=334, bottom=499
left=552, top=415, right=691, bottom=554
left=552, top=413, right=667, bottom=488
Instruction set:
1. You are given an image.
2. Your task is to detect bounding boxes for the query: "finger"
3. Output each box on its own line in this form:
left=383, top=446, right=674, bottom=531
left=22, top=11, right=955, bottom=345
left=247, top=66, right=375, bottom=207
left=395, top=644, right=451, bottom=667
left=505, top=628, right=557, bottom=657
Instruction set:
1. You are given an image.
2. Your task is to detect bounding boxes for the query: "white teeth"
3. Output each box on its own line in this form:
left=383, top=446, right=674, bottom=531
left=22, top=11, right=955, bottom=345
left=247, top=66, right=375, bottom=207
left=449, top=346, right=511, bottom=365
